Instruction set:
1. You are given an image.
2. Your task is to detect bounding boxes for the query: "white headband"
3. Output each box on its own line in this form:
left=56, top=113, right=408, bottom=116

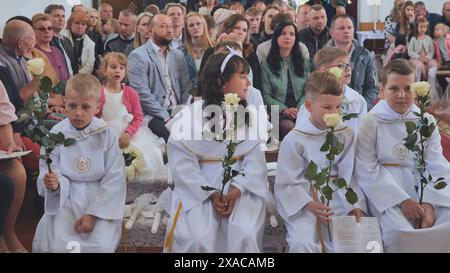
left=220, top=46, right=242, bottom=73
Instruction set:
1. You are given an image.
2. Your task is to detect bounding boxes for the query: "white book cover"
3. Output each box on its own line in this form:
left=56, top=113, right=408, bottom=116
left=332, top=216, right=383, bottom=253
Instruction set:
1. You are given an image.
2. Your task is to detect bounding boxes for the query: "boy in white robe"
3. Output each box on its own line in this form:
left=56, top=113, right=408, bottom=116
left=298, top=47, right=367, bottom=133
left=32, top=74, right=126, bottom=253
left=275, top=71, right=367, bottom=253
left=164, top=52, right=269, bottom=253
left=355, top=59, right=450, bottom=253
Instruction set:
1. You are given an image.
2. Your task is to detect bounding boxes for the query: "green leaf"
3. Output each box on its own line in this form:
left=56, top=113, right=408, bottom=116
left=320, top=141, right=330, bottom=152
left=326, top=153, right=335, bottom=161
left=315, top=172, right=326, bottom=186
left=305, top=161, right=318, bottom=180
left=320, top=195, right=326, bottom=204
left=51, top=80, right=66, bottom=95
left=322, top=185, right=333, bottom=196
left=420, top=125, right=432, bottom=138
left=404, top=133, right=417, bottom=150
left=428, top=173, right=433, bottom=182
left=413, top=111, right=421, bottom=117
left=435, top=182, right=448, bottom=190
left=421, top=176, right=428, bottom=185
left=40, top=76, right=53, bottom=93
left=414, top=185, right=418, bottom=193
left=201, top=186, right=219, bottom=192
left=405, top=121, right=416, bottom=134
left=231, top=170, right=240, bottom=177
left=54, top=132, right=65, bottom=143
left=342, top=113, right=358, bottom=121
left=333, top=178, right=347, bottom=188
left=436, top=177, right=445, bottom=182
left=345, top=188, right=358, bottom=205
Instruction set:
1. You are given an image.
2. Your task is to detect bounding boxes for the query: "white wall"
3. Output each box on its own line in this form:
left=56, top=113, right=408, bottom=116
left=358, top=0, right=444, bottom=24
left=0, top=0, right=93, bottom=37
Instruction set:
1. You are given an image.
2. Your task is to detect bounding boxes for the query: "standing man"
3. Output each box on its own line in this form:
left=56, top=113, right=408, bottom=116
left=164, top=3, right=186, bottom=49
left=298, top=4, right=330, bottom=59
left=104, top=9, right=137, bottom=55
left=327, top=15, right=378, bottom=109
left=127, top=14, right=192, bottom=142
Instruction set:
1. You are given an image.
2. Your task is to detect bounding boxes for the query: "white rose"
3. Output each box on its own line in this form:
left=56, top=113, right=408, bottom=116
left=328, top=67, right=343, bottom=80
left=132, top=155, right=144, bottom=171
left=411, top=81, right=430, bottom=97
left=27, top=58, right=46, bottom=77
left=323, top=113, right=340, bottom=128
left=224, top=93, right=240, bottom=106
left=125, top=165, right=136, bottom=182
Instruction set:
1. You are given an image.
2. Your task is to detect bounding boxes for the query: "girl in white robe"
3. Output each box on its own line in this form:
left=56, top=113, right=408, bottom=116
left=355, top=59, right=450, bottom=252
left=164, top=52, right=270, bottom=253
left=275, top=71, right=367, bottom=253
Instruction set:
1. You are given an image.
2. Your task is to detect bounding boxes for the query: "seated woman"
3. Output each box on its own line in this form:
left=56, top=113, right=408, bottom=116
left=0, top=80, right=27, bottom=253
left=260, top=22, right=310, bottom=140
left=62, top=11, right=95, bottom=74
left=200, top=14, right=260, bottom=89
left=31, top=13, right=69, bottom=123
left=164, top=52, right=269, bottom=253
left=180, top=12, right=214, bottom=84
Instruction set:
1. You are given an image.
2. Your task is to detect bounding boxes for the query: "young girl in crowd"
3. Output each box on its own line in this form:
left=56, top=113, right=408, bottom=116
left=408, top=17, right=437, bottom=82
left=97, top=52, right=165, bottom=182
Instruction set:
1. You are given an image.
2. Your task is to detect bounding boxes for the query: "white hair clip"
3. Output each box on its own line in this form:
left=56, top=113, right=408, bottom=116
left=220, top=46, right=242, bottom=73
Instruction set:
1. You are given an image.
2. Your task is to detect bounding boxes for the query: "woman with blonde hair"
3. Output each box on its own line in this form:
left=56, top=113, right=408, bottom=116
left=134, top=12, right=154, bottom=48
left=180, top=12, right=214, bottom=84
left=87, top=8, right=104, bottom=75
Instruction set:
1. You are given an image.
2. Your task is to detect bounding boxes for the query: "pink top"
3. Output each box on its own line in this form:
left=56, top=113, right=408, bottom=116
left=0, top=81, right=17, bottom=125
left=97, top=85, right=143, bottom=136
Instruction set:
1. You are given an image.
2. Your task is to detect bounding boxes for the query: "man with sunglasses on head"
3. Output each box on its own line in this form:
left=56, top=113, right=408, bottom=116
left=326, top=14, right=378, bottom=110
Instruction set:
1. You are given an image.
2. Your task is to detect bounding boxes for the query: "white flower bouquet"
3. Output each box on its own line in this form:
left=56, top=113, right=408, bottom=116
left=122, top=145, right=144, bottom=183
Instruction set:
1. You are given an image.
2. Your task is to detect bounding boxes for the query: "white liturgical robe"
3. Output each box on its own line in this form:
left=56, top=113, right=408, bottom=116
left=32, top=118, right=126, bottom=253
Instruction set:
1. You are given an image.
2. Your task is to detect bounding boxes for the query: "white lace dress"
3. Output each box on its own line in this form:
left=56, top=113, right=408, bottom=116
left=102, top=89, right=166, bottom=182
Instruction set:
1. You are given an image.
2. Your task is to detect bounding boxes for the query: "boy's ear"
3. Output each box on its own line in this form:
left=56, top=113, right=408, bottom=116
left=304, top=98, right=312, bottom=112
left=379, top=84, right=385, bottom=99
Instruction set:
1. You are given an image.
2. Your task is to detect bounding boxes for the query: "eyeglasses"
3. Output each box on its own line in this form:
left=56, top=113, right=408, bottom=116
left=335, top=63, right=353, bottom=71
left=36, top=27, right=54, bottom=33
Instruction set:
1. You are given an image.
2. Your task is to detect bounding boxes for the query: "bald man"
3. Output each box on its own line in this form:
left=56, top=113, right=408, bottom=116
left=127, top=14, right=192, bottom=142
left=0, top=20, right=36, bottom=96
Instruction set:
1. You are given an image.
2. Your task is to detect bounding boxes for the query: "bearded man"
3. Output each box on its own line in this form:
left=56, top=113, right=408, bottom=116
left=128, top=14, right=192, bottom=142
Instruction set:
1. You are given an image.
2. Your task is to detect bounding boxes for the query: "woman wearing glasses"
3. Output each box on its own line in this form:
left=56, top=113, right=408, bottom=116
left=31, top=13, right=69, bottom=122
